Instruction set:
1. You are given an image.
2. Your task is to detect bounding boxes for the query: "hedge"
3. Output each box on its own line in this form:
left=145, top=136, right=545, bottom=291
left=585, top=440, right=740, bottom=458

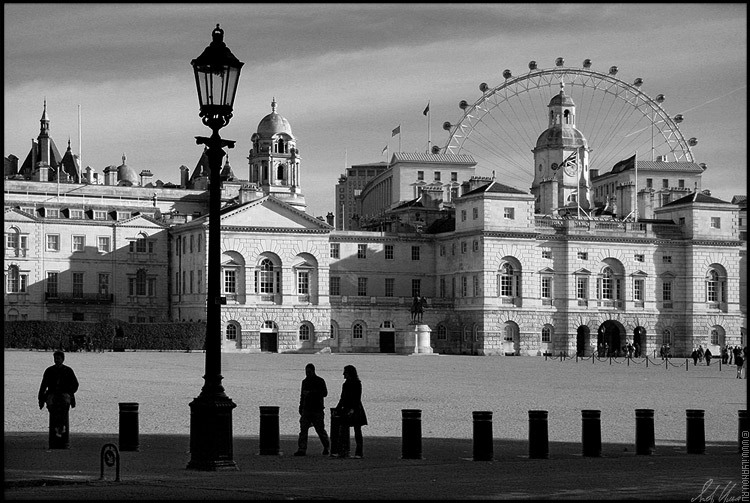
left=3, top=320, right=206, bottom=352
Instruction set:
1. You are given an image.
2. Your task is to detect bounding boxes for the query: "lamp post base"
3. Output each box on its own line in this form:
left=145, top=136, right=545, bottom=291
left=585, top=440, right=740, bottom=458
left=187, top=393, right=238, bottom=471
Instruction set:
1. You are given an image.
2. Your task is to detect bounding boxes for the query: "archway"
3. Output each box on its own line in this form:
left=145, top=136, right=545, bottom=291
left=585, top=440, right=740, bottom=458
left=633, top=326, right=646, bottom=357
left=597, top=320, right=625, bottom=356
left=379, top=321, right=395, bottom=353
left=260, top=320, right=278, bottom=353
left=576, top=325, right=590, bottom=357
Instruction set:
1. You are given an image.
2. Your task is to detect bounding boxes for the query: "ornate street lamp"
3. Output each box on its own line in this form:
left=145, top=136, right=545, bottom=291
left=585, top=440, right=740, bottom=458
left=187, top=24, right=244, bottom=471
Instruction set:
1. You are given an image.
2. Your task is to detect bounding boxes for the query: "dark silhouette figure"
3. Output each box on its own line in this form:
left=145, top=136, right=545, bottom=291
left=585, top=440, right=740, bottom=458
left=294, top=363, right=330, bottom=456
left=704, top=348, right=712, bottom=366
left=38, top=351, right=79, bottom=439
left=334, top=365, right=368, bottom=458
left=692, top=349, right=699, bottom=366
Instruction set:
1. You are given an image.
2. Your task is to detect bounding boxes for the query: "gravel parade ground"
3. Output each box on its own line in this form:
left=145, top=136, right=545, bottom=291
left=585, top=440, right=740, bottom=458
left=5, top=349, right=746, bottom=445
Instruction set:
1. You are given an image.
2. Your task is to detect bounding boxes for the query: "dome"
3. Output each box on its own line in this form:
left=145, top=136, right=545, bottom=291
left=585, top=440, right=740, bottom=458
left=117, top=154, right=139, bottom=186
left=257, top=98, right=293, bottom=137
left=535, top=127, right=588, bottom=149
left=548, top=90, right=575, bottom=107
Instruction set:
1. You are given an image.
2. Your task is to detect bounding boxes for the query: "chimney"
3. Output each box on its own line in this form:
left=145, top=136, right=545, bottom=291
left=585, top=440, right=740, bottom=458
left=140, top=170, right=153, bottom=187
left=326, top=212, right=334, bottom=226
left=180, top=165, right=189, bottom=188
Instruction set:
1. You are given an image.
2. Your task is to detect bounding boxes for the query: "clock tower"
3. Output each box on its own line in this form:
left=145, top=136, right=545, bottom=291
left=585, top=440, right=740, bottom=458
left=531, top=83, right=591, bottom=215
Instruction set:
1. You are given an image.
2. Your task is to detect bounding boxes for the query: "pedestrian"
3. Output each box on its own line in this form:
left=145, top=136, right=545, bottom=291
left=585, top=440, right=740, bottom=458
left=697, top=345, right=704, bottom=363
left=334, top=365, right=367, bottom=459
left=729, top=345, right=735, bottom=365
left=735, top=349, right=744, bottom=379
left=691, top=348, right=699, bottom=366
left=721, top=345, right=728, bottom=364
left=38, top=350, right=79, bottom=439
left=293, top=363, right=330, bottom=457
left=704, top=347, right=712, bottom=366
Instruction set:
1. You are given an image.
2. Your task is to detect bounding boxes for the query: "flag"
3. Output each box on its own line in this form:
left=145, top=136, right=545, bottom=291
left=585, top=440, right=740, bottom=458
left=423, top=102, right=430, bottom=116
left=382, top=144, right=387, bottom=154
left=613, top=153, right=636, bottom=172
left=560, top=149, right=578, bottom=170
left=392, top=125, right=400, bottom=137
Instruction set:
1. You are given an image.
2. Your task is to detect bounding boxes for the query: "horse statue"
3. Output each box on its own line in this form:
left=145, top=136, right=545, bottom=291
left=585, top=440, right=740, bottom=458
left=410, top=296, right=427, bottom=324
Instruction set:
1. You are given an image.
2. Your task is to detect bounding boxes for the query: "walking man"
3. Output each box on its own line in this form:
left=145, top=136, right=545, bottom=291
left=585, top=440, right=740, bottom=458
left=38, top=351, right=79, bottom=441
left=294, top=363, right=330, bottom=456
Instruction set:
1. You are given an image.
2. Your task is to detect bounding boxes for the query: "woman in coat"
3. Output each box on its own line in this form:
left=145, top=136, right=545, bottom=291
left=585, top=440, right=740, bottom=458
left=335, top=365, right=367, bottom=458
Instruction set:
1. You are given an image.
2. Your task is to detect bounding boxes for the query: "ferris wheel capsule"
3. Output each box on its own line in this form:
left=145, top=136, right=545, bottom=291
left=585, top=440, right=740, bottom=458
left=503, top=69, right=512, bottom=79
left=555, top=57, right=564, bottom=67
left=674, top=114, right=684, bottom=123
left=656, top=94, right=666, bottom=103
left=699, top=163, right=707, bottom=170
left=443, top=121, right=452, bottom=131
left=459, top=100, right=469, bottom=110
left=633, top=77, right=643, bottom=87
left=583, top=59, right=592, bottom=68
left=431, top=145, right=441, bottom=154
left=609, top=66, right=618, bottom=75
left=688, top=137, right=698, bottom=146
left=529, top=60, right=537, bottom=70
left=479, top=82, right=489, bottom=93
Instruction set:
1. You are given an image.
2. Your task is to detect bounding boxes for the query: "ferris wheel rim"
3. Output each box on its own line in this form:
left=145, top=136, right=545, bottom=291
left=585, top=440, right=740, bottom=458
left=443, top=65, right=695, bottom=164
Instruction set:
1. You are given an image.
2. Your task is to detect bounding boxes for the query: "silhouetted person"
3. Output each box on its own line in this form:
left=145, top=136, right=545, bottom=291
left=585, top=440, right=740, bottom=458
left=692, top=349, right=699, bottom=366
left=334, top=365, right=367, bottom=459
left=293, top=363, right=330, bottom=456
left=38, top=351, right=79, bottom=438
left=704, top=348, right=712, bottom=366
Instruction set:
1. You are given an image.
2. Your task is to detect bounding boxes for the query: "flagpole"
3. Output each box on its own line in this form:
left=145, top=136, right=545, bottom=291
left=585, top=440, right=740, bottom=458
left=577, top=148, right=581, bottom=219
left=634, top=151, right=638, bottom=222
left=425, top=101, right=431, bottom=154
left=398, top=124, right=402, bottom=152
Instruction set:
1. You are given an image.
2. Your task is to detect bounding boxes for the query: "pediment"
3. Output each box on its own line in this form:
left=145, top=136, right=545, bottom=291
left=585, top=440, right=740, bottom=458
left=4, top=207, right=38, bottom=222
left=114, top=214, right=167, bottom=229
left=631, top=270, right=648, bottom=277
left=220, top=196, right=331, bottom=231
left=574, top=268, right=592, bottom=275
left=538, top=267, right=555, bottom=274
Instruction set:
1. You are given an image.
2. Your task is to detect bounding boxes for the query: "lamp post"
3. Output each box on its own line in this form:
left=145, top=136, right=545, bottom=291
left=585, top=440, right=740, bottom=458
left=187, top=24, right=244, bottom=471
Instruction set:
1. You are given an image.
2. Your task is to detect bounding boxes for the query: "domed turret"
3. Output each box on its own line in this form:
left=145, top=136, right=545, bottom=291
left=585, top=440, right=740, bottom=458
left=256, top=98, right=293, bottom=137
left=117, top=154, right=139, bottom=186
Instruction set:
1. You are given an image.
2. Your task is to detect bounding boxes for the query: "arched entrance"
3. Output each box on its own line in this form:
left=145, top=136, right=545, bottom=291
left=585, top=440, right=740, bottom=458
left=379, top=321, right=395, bottom=353
left=576, top=325, right=591, bottom=357
left=260, top=320, right=278, bottom=353
left=597, top=320, right=625, bottom=356
left=633, top=326, right=646, bottom=357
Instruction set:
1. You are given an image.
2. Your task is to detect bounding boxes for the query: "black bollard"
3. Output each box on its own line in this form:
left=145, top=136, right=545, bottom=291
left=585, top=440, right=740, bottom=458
left=528, top=410, right=549, bottom=459
left=118, top=402, right=139, bottom=451
left=259, top=406, right=280, bottom=455
left=401, top=409, right=422, bottom=459
left=635, top=409, right=655, bottom=455
left=686, top=409, right=705, bottom=454
left=48, top=406, right=70, bottom=449
left=329, top=407, right=343, bottom=456
left=581, top=410, right=601, bottom=457
left=739, top=410, right=749, bottom=454
left=472, top=411, right=493, bottom=461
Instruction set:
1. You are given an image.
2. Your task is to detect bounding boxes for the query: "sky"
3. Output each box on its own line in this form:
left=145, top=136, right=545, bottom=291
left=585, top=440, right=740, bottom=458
left=4, top=3, right=747, bottom=218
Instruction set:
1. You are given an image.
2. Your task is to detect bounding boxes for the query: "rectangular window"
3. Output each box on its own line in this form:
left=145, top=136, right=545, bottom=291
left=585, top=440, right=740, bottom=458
left=417, top=171, right=424, bottom=181
left=72, top=272, right=84, bottom=297
left=661, top=193, right=671, bottom=206
left=117, top=211, right=131, bottom=220
left=661, top=178, right=669, bottom=188
left=385, top=278, right=395, bottom=297
left=646, top=178, right=653, bottom=189
left=662, top=281, right=672, bottom=301
left=6, top=233, right=18, bottom=250
left=472, top=207, right=478, bottom=220
left=357, top=277, right=368, bottom=296
left=504, top=207, right=515, bottom=219
left=47, top=272, right=59, bottom=297
left=578, top=251, right=588, bottom=260
left=541, top=276, right=552, bottom=298
left=411, top=279, right=421, bottom=298
left=148, top=278, right=156, bottom=297
left=148, top=241, right=154, bottom=254
left=224, top=270, right=236, bottom=294
left=451, top=172, right=458, bottom=182
left=182, top=271, right=186, bottom=295
left=46, top=208, right=60, bottom=218
left=190, top=271, right=194, bottom=294
left=472, top=240, right=479, bottom=252
left=70, top=209, right=84, bottom=219
left=72, top=235, right=85, bottom=252
left=176, top=272, right=180, bottom=295
left=93, top=210, right=107, bottom=220
left=542, top=250, right=551, bottom=259
left=473, top=275, right=479, bottom=297
left=678, top=217, right=686, bottom=226
left=461, top=241, right=467, bottom=254
left=357, top=244, right=367, bottom=259
left=411, top=246, right=420, bottom=261
left=98, top=273, right=109, bottom=295
left=634, top=254, right=644, bottom=262
left=439, top=245, right=445, bottom=257
left=385, top=244, right=394, bottom=260
left=710, top=217, right=721, bottom=229
left=97, top=236, right=111, bottom=253
left=461, top=276, right=468, bottom=297
left=330, top=243, right=340, bottom=259
left=576, top=277, right=588, bottom=299
left=663, top=255, right=672, bottom=263
left=451, top=277, right=456, bottom=298
left=439, top=277, right=446, bottom=298
left=197, top=270, right=202, bottom=294
left=330, top=276, right=341, bottom=296
left=297, top=270, right=309, bottom=295
left=434, top=171, right=441, bottom=181
left=632, top=278, right=643, bottom=301
left=461, top=210, right=466, bottom=222
left=678, top=179, right=685, bottom=188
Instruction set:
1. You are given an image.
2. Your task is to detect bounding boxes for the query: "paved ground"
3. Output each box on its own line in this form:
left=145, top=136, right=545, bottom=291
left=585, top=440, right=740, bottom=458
left=4, top=432, right=745, bottom=500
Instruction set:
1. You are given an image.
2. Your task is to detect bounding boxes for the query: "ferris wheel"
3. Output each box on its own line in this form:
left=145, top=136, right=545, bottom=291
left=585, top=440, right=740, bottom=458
left=440, top=58, right=698, bottom=191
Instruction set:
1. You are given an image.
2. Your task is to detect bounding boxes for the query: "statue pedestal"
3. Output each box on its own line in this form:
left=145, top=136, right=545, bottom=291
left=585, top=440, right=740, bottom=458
left=408, top=324, right=436, bottom=355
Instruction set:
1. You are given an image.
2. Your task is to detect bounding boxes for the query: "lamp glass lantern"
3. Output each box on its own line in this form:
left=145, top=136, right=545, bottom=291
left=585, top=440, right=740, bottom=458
left=191, top=24, right=244, bottom=126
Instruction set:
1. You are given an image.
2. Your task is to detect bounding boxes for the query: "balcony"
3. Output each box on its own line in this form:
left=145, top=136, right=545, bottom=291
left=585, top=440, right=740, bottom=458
left=45, top=292, right=114, bottom=304
left=597, top=299, right=624, bottom=309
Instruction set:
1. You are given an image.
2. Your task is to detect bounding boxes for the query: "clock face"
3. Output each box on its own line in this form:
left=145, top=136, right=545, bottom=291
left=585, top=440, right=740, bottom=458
left=564, top=164, right=577, bottom=176
left=550, top=163, right=559, bottom=171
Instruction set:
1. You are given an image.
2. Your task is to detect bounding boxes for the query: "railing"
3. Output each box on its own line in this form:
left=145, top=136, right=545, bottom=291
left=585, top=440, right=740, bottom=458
left=597, top=299, right=624, bottom=309
left=45, top=292, right=114, bottom=304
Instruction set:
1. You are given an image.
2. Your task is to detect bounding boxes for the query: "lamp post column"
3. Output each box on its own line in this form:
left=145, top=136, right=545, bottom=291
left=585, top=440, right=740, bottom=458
left=187, top=129, right=237, bottom=471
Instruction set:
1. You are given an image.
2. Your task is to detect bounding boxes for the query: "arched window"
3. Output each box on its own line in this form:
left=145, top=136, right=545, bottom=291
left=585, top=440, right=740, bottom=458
left=541, top=326, right=552, bottom=343
left=437, top=325, right=448, bottom=340
left=330, top=322, right=338, bottom=339
left=256, top=258, right=280, bottom=295
left=7, top=265, right=27, bottom=293
left=597, top=266, right=622, bottom=304
left=226, top=323, right=238, bottom=341
left=299, top=324, right=311, bottom=341
left=498, top=262, right=520, bottom=298
left=277, top=163, right=284, bottom=181
left=136, top=233, right=147, bottom=253
left=564, top=109, right=571, bottom=124
left=662, top=328, right=673, bottom=346
left=705, top=268, right=726, bottom=305
left=504, top=325, right=514, bottom=342
left=352, top=323, right=364, bottom=339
